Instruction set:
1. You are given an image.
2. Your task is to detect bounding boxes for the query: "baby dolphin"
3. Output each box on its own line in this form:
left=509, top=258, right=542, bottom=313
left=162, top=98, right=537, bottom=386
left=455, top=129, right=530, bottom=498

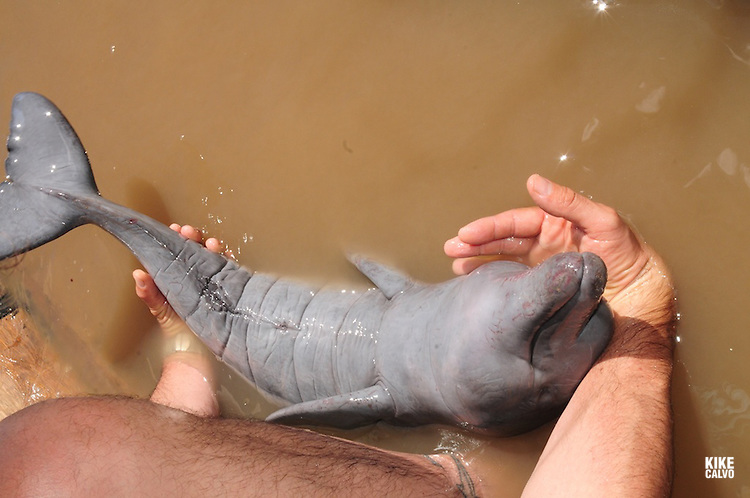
left=0, top=93, right=612, bottom=435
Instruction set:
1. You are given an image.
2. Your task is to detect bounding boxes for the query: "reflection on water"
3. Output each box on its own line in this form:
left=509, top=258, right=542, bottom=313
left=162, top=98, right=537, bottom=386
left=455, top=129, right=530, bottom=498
left=684, top=147, right=750, bottom=189
left=1, top=0, right=750, bottom=495
left=699, top=383, right=750, bottom=442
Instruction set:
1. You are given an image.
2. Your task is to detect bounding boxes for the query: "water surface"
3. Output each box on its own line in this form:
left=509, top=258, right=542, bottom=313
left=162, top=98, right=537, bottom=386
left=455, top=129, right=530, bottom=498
left=1, top=1, right=749, bottom=495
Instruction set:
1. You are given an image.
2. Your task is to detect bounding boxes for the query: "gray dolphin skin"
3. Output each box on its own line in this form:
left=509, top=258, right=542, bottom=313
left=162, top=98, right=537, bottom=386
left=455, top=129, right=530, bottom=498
left=0, top=93, right=613, bottom=435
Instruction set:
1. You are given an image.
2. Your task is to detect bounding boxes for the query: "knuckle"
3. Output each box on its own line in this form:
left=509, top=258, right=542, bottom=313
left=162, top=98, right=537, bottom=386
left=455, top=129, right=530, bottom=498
left=598, top=204, right=622, bottom=227
left=558, top=188, right=579, bottom=209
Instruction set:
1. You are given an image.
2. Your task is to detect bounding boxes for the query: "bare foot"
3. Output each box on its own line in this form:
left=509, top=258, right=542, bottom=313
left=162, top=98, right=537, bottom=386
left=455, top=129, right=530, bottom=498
left=133, top=224, right=226, bottom=418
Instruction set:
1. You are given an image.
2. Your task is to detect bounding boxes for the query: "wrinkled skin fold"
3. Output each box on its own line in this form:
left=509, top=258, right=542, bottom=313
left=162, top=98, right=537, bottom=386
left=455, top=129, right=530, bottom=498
left=0, top=93, right=613, bottom=435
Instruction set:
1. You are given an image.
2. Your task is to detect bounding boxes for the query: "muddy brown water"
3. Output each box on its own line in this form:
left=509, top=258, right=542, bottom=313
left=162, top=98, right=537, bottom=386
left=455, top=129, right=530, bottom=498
left=1, top=1, right=749, bottom=495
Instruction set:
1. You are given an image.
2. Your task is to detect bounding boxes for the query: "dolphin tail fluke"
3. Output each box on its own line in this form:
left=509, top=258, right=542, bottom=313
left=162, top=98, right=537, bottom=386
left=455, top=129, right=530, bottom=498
left=0, top=92, right=99, bottom=259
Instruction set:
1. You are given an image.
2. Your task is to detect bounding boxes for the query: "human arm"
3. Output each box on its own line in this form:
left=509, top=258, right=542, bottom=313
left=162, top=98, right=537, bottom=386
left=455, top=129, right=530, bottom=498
left=445, top=174, right=676, bottom=496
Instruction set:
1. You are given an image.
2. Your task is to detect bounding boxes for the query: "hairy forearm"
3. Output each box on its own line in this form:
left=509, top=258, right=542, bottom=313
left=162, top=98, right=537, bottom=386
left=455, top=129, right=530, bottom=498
left=523, top=255, right=676, bottom=497
left=523, top=353, right=673, bottom=496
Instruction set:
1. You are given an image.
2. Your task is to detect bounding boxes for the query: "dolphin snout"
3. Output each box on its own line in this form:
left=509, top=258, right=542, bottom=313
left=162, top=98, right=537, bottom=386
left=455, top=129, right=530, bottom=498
left=580, top=252, right=607, bottom=299
left=514, top=252, right=607, bottom=340
left=535, top=252, right=585, bottom=298
left=503, top=253, right=585, bottom=328
left=536, top=252, right=607, bottom=302
left=529, top=251, right=612, bottom=387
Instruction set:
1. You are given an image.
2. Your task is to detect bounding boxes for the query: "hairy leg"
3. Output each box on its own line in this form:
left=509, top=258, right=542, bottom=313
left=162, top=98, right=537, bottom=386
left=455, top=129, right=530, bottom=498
left=0, top=397, right=476, bottom=497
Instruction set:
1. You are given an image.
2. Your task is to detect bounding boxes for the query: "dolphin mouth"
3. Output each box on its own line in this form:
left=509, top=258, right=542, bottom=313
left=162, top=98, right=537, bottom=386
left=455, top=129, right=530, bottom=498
left=528, top=252, right=610, bottom=362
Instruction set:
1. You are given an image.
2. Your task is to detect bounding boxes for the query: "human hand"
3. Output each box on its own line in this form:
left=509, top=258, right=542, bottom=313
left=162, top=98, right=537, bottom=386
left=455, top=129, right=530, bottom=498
left=444, top=174, right=675, bottom=345
left=132, top=224, right=227, bottom=336
left=133, top=224, right=226, bottom=418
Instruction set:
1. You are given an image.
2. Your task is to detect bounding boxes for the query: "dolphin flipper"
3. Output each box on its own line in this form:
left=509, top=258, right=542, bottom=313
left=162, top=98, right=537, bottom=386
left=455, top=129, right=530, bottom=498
left=266, top=384, right=395, bottom=428
left=348, top=254, right=414, bottom=299
left=0, top=92, right=97, bottom=259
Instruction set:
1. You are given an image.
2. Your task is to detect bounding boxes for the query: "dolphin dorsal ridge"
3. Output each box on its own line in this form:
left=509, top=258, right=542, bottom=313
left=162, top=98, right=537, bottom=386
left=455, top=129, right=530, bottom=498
left=347, top=254, right=414, bottom=299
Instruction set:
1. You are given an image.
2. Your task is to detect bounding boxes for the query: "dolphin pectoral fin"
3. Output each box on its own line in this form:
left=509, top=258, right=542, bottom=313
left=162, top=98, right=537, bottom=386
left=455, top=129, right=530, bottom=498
left=347, top=254, right=413, bottom=299
left=265, top=384, right=394, bottom=429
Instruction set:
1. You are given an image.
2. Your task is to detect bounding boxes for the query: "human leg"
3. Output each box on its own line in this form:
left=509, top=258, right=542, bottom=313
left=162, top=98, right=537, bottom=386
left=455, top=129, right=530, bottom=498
left=0, top=397, right=476, bottom=497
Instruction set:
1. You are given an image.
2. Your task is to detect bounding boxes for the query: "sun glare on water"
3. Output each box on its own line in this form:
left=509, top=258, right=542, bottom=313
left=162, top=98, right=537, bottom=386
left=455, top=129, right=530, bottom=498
left=592, top=0, right=609, bottom=13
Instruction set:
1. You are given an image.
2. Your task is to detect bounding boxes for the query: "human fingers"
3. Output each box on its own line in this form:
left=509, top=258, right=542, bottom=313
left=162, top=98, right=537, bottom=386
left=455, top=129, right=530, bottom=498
left=205, top=237, right=224, bottom=254
left=443, top=208, right=545, bottom=269
left=182, top=225, right=205, bottom=244
left=526, top=174, right=624, bottom=241
left=133, top=269, right=167, bottom=316
left=133, top=269, right=186, bottom=336
left=170, top=223, right=207, bottom=245
left=444, top=235, right=535, bottom=259
left=170, top=223, right=226, bottom=256
left=527, top=174, right=650, bottom=291
left=169, top=223, right=194, bottom=239
left=454, top=207, right=546, bottom=247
